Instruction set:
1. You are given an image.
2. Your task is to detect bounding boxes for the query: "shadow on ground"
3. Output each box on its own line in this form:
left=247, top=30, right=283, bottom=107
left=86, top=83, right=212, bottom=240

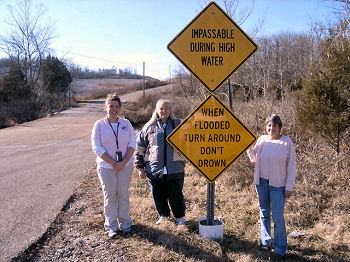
left=129, top=222, right=345, bottom=262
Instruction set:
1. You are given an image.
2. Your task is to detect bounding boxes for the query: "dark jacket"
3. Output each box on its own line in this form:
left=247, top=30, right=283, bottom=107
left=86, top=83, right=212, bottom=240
left=135, top=118, right=185, bottom=179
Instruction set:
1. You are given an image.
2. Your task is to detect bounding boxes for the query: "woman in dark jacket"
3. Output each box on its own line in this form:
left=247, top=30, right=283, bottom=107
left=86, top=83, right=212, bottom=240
left=135, top=99, right=186, bottom=225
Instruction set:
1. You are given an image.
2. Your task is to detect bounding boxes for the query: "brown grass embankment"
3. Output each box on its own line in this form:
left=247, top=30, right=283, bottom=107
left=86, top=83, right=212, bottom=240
left=73, top=79, right=169, bottom=102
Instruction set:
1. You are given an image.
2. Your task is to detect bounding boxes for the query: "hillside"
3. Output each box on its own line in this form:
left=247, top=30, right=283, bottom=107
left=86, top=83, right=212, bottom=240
left=71, top=78, right=143, bottom=96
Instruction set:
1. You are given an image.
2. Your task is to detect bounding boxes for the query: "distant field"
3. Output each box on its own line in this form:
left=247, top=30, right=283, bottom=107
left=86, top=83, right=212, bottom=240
left=71, top=78, right=142, bottom=96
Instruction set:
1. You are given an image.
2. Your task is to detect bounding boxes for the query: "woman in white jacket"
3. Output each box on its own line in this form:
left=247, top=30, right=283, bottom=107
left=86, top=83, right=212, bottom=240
left=91, top=93, right=135, bottom=238
left=247, top=114, right=296, bottom=259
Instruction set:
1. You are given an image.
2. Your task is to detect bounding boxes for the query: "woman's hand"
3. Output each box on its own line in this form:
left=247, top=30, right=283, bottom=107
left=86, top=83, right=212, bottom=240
left=112, top=161, right=126, bottom=172
left=138, top=169, right=146, bottom=179
left=285, top=190, right=292, bottom=198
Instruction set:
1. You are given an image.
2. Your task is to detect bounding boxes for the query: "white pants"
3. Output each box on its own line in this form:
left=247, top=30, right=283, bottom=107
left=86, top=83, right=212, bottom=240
left=97, top=163, right=133, bottom=232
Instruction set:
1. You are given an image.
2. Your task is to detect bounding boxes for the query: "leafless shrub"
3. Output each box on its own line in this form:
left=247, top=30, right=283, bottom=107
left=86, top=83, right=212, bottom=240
left=122, top=94, right=158, bottom=129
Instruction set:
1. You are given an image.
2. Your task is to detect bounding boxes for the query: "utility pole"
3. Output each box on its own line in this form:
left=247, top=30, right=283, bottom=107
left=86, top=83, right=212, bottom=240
left=169, top=64, right=171, bottom=83
left=143, top=61, right=145, bottom=96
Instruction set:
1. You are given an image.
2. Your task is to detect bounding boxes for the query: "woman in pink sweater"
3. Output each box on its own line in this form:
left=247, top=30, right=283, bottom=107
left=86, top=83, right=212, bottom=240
left=247, top=114, right=296, bottom=259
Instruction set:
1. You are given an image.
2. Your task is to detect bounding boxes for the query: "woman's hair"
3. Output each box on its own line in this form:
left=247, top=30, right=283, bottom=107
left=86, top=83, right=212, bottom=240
left=105, top=92, right=121, bottom=107
left=265, top=114, right=282, bottom=129
left=142, top=99, right=172, bottom=131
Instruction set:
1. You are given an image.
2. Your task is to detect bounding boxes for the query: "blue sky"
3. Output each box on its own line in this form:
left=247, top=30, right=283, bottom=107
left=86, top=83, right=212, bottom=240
left=0, top=0, right=342, bottom=79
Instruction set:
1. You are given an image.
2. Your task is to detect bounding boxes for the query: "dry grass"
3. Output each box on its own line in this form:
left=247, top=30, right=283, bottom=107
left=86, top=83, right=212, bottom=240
left=16, top=163, right=349, bottom=261
left=73, top=79, right=169, bottom=101
left=14, top=83, right=350, bottom=261
left=122, top=85, right=194, bottom=129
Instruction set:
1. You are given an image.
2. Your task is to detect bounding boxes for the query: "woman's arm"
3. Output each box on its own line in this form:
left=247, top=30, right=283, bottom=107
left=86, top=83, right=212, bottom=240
left=100, top=152, right=118, bottom=165
left=285, top=138, right=297, bottom=196
left=114, top=120, right=136, bottom=172
left=91, top=121, right=106, bottom=157
left=135, top=129, right=148, bottom=179
left=247, top=136, right=263, bottom=162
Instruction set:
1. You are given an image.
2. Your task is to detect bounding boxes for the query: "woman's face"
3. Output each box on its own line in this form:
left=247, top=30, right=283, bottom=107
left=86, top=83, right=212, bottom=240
left=266, top=121, right=280, bottom=139
left=106, top=100, right=121, bottom=117
left=156, top=103, right=171, bottom=122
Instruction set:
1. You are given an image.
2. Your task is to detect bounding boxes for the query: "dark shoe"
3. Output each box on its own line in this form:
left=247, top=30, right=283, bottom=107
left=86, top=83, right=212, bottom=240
left=260, top=244, right=272, bottom=251
left=259, top=241, right=272, bottom=251
left=269, top=253, right=285, bottom=261
left=120, top=227, right=131, bottom=236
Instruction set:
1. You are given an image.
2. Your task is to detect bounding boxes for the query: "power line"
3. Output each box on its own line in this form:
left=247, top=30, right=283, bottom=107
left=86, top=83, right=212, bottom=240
left=54, top=49, right=171, bottom=79
left=54, top=49, right=141, bottom=68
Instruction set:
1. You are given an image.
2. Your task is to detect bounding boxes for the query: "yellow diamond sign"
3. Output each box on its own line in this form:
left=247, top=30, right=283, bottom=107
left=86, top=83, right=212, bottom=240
left=167, top=1, right=258, bottom=93
left=167, top=95, right=256, bottom=183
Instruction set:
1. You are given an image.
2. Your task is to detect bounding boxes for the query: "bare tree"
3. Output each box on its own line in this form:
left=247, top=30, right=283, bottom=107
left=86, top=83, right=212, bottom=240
left=332, top=0, right=349, bottom=22
left=200, top=0, right=263, bottom=107
left=202, top=0, right=263, bottom=36
left=229, top=32, right=316, bottom=102
left=0, top=0, right=55, bottom=96
left=313, top=0, right=349, bottom=39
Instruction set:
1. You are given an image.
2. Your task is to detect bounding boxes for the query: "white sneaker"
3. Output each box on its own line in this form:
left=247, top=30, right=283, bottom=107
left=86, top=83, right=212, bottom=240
left=156, top=216, right=168, bottom=225
left=108, top=231, right=117, bottom=239
left=175, top=217, right=185, bottom=225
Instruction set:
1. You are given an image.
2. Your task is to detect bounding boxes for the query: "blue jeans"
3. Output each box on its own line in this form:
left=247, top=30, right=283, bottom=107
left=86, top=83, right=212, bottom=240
left=255, top=178, right=287, bottom=256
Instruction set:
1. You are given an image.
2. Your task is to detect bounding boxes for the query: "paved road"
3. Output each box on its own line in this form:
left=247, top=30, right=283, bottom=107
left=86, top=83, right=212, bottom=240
left=0, top=85, right=173, bottom=261
left=0, top=101, right=106, bottom=261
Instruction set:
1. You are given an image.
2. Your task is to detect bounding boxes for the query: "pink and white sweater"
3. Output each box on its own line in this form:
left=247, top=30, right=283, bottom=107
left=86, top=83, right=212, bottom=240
left=91, top=117, right=136, bottom=169
left=247, top=135, right=296, bottom=191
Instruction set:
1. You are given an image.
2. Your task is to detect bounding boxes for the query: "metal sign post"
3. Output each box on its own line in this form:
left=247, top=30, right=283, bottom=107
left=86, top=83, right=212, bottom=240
left=207, top=182, right=215, bottom=225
